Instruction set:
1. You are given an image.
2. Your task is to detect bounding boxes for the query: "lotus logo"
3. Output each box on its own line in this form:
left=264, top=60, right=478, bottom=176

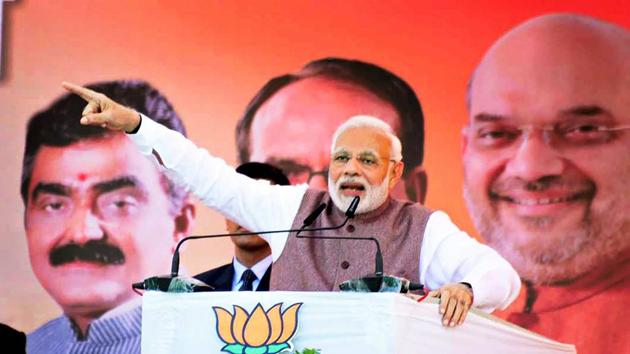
left=213, top=302, right=303, bottom=354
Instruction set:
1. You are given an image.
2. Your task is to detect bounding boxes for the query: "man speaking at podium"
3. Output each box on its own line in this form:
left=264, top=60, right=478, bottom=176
left=62, top=82, right=520, bottom=327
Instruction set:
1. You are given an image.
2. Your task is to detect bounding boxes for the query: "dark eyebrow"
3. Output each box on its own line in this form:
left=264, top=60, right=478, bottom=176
left=93, top=176, right=146, bottom=195
left=471, top=113, right=506, bottom=123
left=560, top=105, right=609, bottom=117
left=31, top=183, right=71, bottom=201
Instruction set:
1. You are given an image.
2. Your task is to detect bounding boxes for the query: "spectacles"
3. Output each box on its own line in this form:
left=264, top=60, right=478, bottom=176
left=466, top=121, right=630, bottom=152
left=332, top=151, right=397, bottom=168
left=274, top=151, right=399, bottom=185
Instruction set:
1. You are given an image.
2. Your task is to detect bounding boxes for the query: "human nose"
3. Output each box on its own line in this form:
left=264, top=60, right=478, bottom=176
left=504, top=128, right=565, bottom=181
left=66, top=208, right=105, bottom=243
left=342, top=156, right=362, bottom=176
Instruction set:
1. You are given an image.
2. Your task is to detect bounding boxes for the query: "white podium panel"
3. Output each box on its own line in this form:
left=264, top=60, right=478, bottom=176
left=142, top=292, right=575, bottom=354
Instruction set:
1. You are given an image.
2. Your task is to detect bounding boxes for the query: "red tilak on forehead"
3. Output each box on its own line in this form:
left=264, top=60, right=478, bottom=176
left=77, top=173, right=88, bottom=181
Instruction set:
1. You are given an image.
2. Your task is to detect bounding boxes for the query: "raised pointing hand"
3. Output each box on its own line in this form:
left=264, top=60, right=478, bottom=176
left=62, top=82, right=141, bottom=132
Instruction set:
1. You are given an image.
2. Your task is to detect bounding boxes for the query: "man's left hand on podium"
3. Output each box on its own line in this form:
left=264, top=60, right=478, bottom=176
left=428, top=283, right=473, bottom=327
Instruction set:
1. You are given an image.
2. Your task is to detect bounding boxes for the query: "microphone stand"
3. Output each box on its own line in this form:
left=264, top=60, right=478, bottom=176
left=133, top=198, right=363, bottom=291
left=170, top=202, right=352, bottom=278
left=136, top=195, right=422, bottom=294
left=295, top=196, right=422, bottom=293
left=294, top=196, right=384, bottom=291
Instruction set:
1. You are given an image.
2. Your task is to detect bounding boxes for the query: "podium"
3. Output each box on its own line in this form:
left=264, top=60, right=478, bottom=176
left=142, top=291, right=575, bottom=354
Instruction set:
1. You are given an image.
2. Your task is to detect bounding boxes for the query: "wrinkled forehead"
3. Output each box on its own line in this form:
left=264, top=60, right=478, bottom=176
left=333, top=127, right=391, bottom=157
left=470, top=20, right=630, bottom=124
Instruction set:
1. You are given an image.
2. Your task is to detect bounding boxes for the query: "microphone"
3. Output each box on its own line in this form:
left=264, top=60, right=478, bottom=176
left=294, top=196, right=359, bottom=239
left=135, top=200, right=360, bottom=292
left=345, top=196, right=360, bottom=218
left=294, top=197, right=383, bottom=289
left=132, top=275, right=213, bottom=292
left=339, top=274, right=424, bottom=294
left=302, top=202, right=327, bottom=228
left=295, top=196, right=423, bottom=293
left=136, top=195, right=421, bottom=294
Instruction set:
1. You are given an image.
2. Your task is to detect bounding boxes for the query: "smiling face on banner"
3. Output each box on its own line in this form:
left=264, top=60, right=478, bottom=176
left=463, top=15, right=630, bottom=284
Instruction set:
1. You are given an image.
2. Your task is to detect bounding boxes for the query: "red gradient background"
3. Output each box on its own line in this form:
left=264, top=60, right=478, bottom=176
left=0, top=0, right=628, bottom=333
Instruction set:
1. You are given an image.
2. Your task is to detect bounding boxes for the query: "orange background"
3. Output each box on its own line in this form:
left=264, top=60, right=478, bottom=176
left=1, top=0, right=629, bottom=331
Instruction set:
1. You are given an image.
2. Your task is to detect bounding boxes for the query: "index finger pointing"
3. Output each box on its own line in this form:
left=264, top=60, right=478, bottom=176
left=62, top=82, right=100, bottom=102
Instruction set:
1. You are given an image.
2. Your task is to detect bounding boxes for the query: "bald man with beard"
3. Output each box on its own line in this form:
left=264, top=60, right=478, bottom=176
left=463, top=13, right=630, bottom=353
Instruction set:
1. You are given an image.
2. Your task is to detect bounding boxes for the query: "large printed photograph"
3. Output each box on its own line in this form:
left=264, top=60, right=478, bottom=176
left=0, top=1, right=628, bottom=353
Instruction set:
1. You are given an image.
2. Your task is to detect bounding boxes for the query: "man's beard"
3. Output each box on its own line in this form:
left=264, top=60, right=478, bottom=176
left=463, top=178, right=630, bottom=285
left=328, top=173, right=390, bottom=215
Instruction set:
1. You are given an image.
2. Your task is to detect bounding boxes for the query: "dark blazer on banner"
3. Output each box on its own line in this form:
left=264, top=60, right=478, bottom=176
left=195, top=263, right=272, bottom=291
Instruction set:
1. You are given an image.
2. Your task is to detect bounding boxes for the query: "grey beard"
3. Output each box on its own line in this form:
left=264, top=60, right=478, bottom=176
left=463, top=184, right=630, bottom=285
left=328, top=174, right=389, bottom=215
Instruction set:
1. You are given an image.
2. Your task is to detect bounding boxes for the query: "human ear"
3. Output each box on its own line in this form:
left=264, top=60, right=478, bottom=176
left=388, top=161, right=405, bottom=190
left=171, top=198, right=196, bottom=252
left=402, top=165, right=427, bottom=204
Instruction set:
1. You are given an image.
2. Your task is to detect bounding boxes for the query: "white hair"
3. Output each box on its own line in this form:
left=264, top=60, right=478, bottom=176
left=330, top=115, right=403, bottom=161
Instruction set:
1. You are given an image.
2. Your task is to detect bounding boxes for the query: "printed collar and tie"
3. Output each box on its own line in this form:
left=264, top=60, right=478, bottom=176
left=232, top=254, right=273, bottom=291
left=239, top=269, right=257, bottom=291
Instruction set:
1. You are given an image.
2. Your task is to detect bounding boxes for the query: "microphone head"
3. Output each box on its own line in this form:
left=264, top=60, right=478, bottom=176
left=170, top=251, right=180, bottom=278
left=135, top=275, right=214, bottom=292
left=345, top=196, right=360, bottom=218
left=303, top=203, right=327, bottom=227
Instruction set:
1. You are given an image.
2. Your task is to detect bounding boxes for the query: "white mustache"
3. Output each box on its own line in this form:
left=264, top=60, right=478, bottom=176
left=336, top=176, right=369, bottom=189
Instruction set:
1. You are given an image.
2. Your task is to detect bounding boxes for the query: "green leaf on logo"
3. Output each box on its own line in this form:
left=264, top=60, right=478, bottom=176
left=221, top=343, right=245, bottom=354
left=244, top=346, right=269, bottom=354
left=267, top=343, right=290, bottom=353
